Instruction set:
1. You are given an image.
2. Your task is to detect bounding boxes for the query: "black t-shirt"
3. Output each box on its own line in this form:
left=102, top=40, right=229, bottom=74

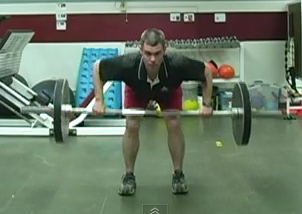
left=99, top=51, right=206, bottom=99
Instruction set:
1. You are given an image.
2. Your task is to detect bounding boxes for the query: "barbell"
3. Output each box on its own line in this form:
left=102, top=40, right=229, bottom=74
left=20, top=79, right=254, bottom=146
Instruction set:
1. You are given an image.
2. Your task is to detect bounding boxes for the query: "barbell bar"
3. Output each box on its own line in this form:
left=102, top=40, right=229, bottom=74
left=21, top=79, right=253, bottom=146
left=20, top=105, right=244, bottom=116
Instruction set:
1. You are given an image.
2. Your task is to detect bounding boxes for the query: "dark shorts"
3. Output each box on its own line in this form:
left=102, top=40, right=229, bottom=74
left=124, top=85, right=183, bottom=110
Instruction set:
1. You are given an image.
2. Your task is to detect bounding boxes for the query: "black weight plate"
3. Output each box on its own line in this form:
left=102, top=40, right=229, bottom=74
left=32, top=79, right=76, bottom=107
left=232, top=82, right=251, bottom=146
left=54, top=79, right=70, bottom=143
left=14, top=74, right=28, bottom=86
left=32, top=80, right=56, bottom=105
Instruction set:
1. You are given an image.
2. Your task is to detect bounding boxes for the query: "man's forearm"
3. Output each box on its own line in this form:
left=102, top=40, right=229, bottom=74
left=93, top=60, right=104, bottom=102
left=202, top=66, right=213, bottom=106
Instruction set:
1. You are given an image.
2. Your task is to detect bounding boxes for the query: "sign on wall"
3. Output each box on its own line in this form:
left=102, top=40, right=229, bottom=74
left=56, top=2, right=67, bottom=31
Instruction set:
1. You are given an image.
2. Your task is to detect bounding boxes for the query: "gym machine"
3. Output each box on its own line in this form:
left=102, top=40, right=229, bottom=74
left=0, top=29, right=126, bottom=138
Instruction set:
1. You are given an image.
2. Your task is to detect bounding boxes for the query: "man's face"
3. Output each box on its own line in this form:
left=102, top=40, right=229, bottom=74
left=140, top=42, right=166, bottom=75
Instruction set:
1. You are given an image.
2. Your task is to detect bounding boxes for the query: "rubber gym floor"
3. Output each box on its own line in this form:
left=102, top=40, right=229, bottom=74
left=1, top=116, right=302, bottom=214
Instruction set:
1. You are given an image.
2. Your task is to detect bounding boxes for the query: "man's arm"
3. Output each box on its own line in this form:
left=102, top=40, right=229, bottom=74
left=93, top=60, right=104, bottom=103
left=93, top=53, right=137, bottom=103
left=201, top=63, right=213, bottom=107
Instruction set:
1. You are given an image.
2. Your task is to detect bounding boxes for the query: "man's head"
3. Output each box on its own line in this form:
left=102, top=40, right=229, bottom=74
left=140, top=28, right=166, bottom=75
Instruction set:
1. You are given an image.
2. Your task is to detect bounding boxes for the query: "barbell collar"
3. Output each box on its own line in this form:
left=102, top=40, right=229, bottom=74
left=20, top=106, right=53, bottom=115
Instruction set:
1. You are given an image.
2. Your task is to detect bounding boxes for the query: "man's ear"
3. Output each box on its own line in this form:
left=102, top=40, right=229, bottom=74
left=139, top=45, right=143, bottom=55
left=163, top=44, right=167, bottom=54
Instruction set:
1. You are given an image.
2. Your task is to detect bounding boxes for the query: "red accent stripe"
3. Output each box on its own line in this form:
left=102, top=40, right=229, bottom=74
left=79, top=91, right=94, bottom=107
left=0, top=12, right=287, bottom=42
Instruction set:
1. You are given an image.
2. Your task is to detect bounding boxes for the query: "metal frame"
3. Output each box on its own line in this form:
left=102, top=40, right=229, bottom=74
left=0, top=127, right=51, bottom=136
left=0, top=78, right=54, bottom=128
left=73, top=127, right=125, bottom=136
left=0, top=118, right=126, bottom=127
left=0, top=127, right=126, bottom=137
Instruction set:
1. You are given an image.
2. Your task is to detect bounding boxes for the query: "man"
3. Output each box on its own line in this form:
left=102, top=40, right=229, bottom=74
left=93, top=28, right=214, bottom=196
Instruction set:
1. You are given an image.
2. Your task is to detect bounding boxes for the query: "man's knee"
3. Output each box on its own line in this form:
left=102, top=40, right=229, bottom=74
left=125, top=116, right=141, bottom=132
left=165, top=116, right=181, bottom=131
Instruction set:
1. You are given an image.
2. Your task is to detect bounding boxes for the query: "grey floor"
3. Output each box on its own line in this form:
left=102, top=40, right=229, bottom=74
left=1, top=116, right=302, bottom=214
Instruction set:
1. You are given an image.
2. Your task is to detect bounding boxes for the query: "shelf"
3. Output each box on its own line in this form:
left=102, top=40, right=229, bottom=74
left=213, top=77, right=240, bottom=83
left=124, top=46, right=240, bottom=52
left=186, top=78, right=240, bottom=86
left=125, top=36, right=241, bottom=50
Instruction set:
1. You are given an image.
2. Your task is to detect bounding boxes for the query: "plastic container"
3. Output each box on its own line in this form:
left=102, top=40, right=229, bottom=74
left=248, top=80, right=281, bottom=110
left=220, top=91, right=233, bottom=110
left=181, top=81, right=199, bottom=101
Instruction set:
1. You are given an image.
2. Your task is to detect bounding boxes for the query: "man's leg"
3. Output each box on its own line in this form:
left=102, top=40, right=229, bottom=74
left=118, top=85, right=148, bottom=196
left=158, top=87, right=188, bottom=194
left=164, top=115, right=185, bottom=173
left=123, top=115, right=142, bottom=173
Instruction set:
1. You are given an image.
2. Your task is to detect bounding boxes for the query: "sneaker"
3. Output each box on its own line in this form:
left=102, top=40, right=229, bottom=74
left=172, top=170, right=188, bottom=194
left=118, top=172, right=136, bottom=196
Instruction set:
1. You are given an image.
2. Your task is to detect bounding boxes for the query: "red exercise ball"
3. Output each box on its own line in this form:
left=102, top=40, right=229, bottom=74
left=218, top=64, right=235, bottom=79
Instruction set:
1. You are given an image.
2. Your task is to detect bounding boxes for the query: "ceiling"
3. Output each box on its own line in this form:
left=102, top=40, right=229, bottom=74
left=0, top=0, right=291, bottom=3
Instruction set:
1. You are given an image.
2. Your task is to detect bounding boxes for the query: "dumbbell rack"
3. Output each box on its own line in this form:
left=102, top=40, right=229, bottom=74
left=126, top=36, right=240, bottom=49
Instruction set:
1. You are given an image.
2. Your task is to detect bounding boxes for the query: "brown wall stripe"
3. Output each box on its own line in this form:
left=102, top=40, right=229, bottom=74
left=0, top=12, right=287, bottom=42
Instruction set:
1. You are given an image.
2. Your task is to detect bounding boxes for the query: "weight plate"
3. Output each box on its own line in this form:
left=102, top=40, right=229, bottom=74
left=232, top=82, right=251, bottom=146
left=54, top=79, right=70, bottom=143
left=32, top=79, right=76, bottom=107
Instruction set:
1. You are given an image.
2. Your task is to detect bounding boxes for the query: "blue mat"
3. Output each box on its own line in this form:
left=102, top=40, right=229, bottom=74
left=75, top=47, right=122, bottom=109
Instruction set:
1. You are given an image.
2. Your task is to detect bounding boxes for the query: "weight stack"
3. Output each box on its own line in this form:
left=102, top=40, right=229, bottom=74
left=75, top=47, right=122, bottom=109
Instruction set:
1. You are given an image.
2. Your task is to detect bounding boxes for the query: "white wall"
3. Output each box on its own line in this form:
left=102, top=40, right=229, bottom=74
left=19, top=42, right=125, bottom=90
left=18, top=41, right=287, bottom=91
left=0, top=0, right=297, bottom=15
left=243, top=41, right=287, bottom=85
